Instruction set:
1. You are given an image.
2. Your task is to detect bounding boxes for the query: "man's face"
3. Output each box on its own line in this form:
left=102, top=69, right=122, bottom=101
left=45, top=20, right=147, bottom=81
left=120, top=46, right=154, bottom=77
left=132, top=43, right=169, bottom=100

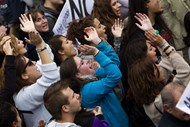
left=171, top=92, right=190, bottom=121
left=62, top=87, right=81, bottom=114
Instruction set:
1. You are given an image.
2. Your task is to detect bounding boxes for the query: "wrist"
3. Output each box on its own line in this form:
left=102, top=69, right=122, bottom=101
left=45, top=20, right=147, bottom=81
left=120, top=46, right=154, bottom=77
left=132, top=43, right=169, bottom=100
left=93, top=38, right=102, bottom=45
left=36, top=46, right=47, bottom=53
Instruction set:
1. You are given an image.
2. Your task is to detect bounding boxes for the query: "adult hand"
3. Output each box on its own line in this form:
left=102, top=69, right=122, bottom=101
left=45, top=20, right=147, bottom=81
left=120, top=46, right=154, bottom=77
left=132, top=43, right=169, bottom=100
left=84, top=27, right=101, bottom=45
left=93, top=106, right=103, bottom=116
left=78, top=44, right=99, bottom=56
left=20, top=14, right=36, bottom=33
left=135, top=13, right=154, bottom=32
left=111, top=18, right=124, bottom=38
left=145, top=31, right=165, bottom=46
left=0, top=25, right=7, bottom=37
left=28, top=32, right=45, bottom=48
left=3, top=41, right=13, bottom=55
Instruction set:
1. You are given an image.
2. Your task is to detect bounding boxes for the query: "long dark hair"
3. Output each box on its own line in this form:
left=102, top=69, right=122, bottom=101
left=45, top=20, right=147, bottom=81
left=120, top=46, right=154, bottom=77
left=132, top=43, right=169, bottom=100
left=122, top=0, right=172, bottom=46
left=183, top=11, right=190, bottom=47
left=0, top=102, right=18, bottom=127
left=128, top=58, right=165, bottom=105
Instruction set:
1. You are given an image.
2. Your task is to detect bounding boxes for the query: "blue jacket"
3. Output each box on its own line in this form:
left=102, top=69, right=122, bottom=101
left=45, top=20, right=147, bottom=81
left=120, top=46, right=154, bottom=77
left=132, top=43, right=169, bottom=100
left=81, top=41, right=129, bottom=127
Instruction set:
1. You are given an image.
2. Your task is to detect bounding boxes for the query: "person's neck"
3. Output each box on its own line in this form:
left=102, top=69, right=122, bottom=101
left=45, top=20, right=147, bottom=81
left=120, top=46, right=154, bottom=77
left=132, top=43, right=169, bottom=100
left=148, top=12, right=156, bottom=26
left=56, top=114, right=75, bottom=123
left=44, top=2, right=58, bottom=11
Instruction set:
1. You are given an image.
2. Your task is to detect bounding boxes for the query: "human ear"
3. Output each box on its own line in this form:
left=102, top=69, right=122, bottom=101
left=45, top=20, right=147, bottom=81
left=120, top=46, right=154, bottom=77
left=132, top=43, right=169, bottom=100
left=62, top=105, right=69, bottom=112
left=21, top=73, right=29, bottom=80
left=163, top=104, right=172, bottom=113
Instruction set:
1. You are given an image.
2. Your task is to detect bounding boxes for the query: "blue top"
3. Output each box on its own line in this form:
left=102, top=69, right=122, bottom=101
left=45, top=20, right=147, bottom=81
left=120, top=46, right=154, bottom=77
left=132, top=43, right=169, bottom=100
left=81, top=41, right=129, bottom=127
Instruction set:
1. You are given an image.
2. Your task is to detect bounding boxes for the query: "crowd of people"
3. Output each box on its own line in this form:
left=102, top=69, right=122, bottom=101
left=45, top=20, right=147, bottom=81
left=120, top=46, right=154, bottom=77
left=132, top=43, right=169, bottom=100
left=0, top=0, right=190, bottom=127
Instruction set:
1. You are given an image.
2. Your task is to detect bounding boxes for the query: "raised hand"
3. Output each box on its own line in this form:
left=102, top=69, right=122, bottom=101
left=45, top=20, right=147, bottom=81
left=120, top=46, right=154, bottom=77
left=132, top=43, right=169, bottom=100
left=28, top=32, right=44, bottom=47
left=0, top=25, right=7, bottom=37
left=135, top=13, right=154, bottom=31
left=145, top=31, right=165, bottom=46
left=93, top=106, right=103, bottom=116
left=84, top=27, right=101, bottom=45
left=3, top=41, right=13, bottom=55
left=78, top=44, right=99, bottom=56
left=19, top=14, right=36, bottom=33
left=111, top=18, right=124, bottom=38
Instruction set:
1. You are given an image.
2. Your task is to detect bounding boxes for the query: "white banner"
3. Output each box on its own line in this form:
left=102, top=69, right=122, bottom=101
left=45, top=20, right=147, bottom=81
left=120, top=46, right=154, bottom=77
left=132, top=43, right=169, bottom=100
left=53, top=0, right=94, bottom=36
left=176, top=81, right=190, bottom=115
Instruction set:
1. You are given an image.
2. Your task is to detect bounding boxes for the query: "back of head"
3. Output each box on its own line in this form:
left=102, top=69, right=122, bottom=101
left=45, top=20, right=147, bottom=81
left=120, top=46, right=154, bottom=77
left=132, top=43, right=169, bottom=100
left=91, top=0, right=118, bottom=28
left=128, top=57, right=164, bottom=105
left=67, top=16, right=94, bottom=45
left=44, top=80, right=69, bottom=120
left=161, top=82, right=185, bottom=109
left=0, top=102, right=17, bottom=127
left=124, top=38, right=148, bottom=67
left=48, top=35, right=64, bottom=66
left=183, top=11, right=190, bottom=47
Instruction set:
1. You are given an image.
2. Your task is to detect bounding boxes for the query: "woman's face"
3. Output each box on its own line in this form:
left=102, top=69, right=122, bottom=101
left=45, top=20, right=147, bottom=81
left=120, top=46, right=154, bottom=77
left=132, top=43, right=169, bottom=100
left=15, top=38, right=27, bottom=55
left=110, top=0, right=121, bottom=16
left=59, top=36, right=76, bottom=58
left=146, top=0, right=163, bottom=14
left=34, top=13, right=49, bottom=32
left=146, top=41, right=158, bottom=62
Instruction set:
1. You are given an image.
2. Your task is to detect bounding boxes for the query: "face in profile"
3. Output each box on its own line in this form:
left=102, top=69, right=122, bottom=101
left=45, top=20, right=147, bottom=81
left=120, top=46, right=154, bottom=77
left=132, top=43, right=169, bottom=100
left=59, top=36, right=76, bottom=58
left=146, top=41, right=157, bottom=62
left=62, top=87, right=81, bottom=113
left=0, top=35, right=27, bottom=55
left=146, top=0, right=164, bottom=14
left=74, top=56, right=96, bottom=76
left=93, top=18, right=106, bottom=39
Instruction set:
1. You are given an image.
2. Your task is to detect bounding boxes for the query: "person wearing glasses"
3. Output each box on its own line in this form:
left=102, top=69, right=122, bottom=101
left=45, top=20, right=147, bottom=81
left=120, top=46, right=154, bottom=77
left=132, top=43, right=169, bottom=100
left=13, top=14, right=59, bottom=127
left=60, top=27, right=129, bottom=127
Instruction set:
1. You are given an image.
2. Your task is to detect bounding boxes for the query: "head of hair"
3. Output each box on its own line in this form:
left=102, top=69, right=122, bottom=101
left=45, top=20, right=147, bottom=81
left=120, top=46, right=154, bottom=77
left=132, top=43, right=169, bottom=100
left=0, top=35, right=20, bottom=56
left=119, top=38, right=148, bottom=89
left=128, top=57, right=164, bottom=105
left=161, top=82, right=185, bottom=109
left=44, top=80, right=70, bottom=120
left=15, top=55, right=30, bottom=92
left=60, top=57, right=87, bottom=90
left=0, top=102, right=18, bottom=127
left=48, top=35, right=64, bottom=66
left=183, top=11, right=190, bottom=47
left=91, top=0, right=119, bottom=28
left=67, top=16, right=95, bottom=45
left=27, top=8, right=45, bottom=22
left=123, top=0, right=172, bottom=44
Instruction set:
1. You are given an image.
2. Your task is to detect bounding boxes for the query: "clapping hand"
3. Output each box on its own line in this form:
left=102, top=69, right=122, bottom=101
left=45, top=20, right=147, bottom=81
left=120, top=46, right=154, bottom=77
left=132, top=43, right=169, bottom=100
left=111, top=18, right=124, bottom=38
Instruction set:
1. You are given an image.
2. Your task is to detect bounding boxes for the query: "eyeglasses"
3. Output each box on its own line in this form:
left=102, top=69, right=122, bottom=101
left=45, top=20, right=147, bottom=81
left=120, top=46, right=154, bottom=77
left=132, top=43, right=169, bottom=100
left=23, top=59, right=34, bottom=70
left=77, top=58, right=91, bottom=70
left=78, top=58, right=84, bottom=70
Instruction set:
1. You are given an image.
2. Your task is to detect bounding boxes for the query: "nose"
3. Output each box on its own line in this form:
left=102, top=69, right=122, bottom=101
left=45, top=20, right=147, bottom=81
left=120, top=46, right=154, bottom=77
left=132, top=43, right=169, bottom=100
left=101, top=24, right=106, bottom=29
left=117, top=2, right=121, bottom=7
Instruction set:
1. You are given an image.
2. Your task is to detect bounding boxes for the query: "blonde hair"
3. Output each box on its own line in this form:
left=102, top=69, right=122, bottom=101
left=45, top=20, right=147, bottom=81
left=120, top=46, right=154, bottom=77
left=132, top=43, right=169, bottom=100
left=0, top=35, right=20, bottom=56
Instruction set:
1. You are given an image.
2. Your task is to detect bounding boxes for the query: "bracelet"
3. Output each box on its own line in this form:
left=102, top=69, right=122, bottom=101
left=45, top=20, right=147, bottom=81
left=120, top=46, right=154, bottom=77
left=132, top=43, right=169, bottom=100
left=165, top=48, right=174, bottom=56
left=159, top=40, right=167, bottom=48
left=163, top=45, right=170, bottom=52
left=37, top=46, right=47, bottom=52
